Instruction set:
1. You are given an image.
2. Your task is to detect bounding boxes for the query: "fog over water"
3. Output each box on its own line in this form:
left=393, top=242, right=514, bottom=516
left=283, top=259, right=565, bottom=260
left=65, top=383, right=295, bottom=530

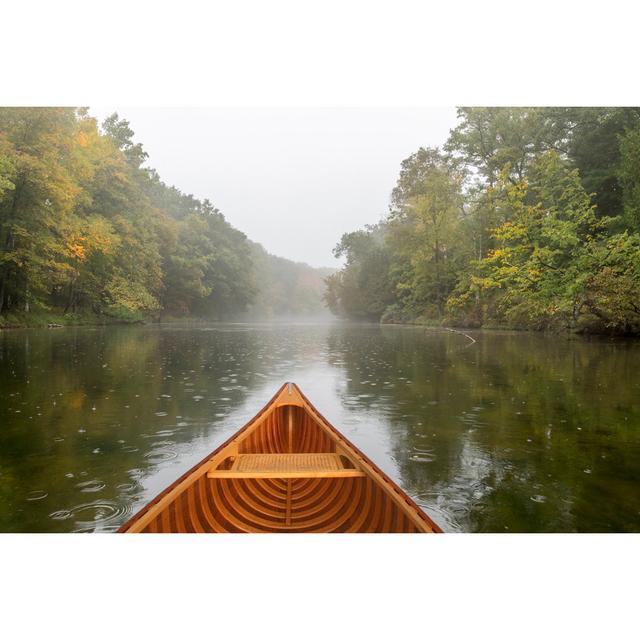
left=90, top=107, right=458, bottom=267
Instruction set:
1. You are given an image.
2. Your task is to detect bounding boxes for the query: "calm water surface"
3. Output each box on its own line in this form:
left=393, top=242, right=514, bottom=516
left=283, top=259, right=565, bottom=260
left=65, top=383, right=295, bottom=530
left=1, top=323, right=639, bottom=532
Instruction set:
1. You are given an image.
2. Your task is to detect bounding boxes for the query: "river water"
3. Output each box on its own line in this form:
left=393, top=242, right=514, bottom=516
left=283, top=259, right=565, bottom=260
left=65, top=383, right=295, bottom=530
left=1, top=322, right=639, bottom=533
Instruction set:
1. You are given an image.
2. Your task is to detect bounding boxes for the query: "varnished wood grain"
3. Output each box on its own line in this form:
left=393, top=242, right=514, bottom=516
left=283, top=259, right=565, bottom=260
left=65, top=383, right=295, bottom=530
left=118, top=383, right=442, bottom=533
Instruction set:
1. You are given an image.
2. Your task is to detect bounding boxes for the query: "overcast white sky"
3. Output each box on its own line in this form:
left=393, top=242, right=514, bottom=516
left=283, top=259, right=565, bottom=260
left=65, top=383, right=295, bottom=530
left=90, top=107, right=458, bottom=268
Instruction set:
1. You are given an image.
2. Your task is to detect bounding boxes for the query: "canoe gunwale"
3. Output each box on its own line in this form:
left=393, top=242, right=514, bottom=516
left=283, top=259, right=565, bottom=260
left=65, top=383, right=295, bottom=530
left=292, top=384, right=442, bottom=533
left=116, top=383, right=289, bottom=533
left=117, top=383, right=443, bottom=533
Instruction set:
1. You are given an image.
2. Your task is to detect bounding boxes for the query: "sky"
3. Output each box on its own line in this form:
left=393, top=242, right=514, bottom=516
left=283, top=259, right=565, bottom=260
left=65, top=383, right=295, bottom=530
left=90, top=107, right=459, bottom=268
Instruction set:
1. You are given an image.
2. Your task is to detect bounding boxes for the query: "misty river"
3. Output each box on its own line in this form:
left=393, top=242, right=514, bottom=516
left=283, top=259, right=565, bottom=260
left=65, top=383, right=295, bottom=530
left=1, top=322, right=639, bottom=532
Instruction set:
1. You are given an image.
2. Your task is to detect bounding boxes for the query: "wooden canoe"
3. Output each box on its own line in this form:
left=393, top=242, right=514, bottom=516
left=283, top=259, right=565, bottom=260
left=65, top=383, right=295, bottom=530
left=118, top=383, right=442, bottom=533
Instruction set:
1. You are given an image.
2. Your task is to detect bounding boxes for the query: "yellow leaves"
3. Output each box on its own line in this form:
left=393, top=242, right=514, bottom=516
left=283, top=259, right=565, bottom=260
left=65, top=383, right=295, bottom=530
left=526, top=267, right=542, bottom=280
left=0, top=136, right=17, bottom=198
left=470, top=275, right=500, bottom=290
left=68, top=241, right=87, bottom=261
left=87, top=218, right=117, bottom=254
left=493, top=220, right=526, bottom=242
left=76, top=131, right=89, bottom=147
left=105, top=275, right=160, bottom=312
left=64, top=215, right=118, bottom=264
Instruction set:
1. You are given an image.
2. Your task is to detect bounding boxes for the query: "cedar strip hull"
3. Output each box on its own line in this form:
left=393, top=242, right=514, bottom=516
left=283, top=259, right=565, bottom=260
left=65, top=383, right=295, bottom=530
left=118, top=383, right=442, bottom=533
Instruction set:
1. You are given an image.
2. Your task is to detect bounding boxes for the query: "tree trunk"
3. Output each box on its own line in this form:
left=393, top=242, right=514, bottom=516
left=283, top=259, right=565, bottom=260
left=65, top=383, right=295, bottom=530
left=434, top=237, right=444, bottom=315
left=0, top=227, right=16, bottom=314
left=0, top=176, right=23, bottom=314
left=64, top=277, right=76, bottom=314
left=0, top=271, right=5, bottom=314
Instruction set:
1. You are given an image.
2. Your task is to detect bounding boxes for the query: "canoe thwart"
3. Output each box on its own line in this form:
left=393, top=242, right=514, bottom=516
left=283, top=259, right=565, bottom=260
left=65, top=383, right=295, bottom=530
left=206, top=453, right=367, bottom=479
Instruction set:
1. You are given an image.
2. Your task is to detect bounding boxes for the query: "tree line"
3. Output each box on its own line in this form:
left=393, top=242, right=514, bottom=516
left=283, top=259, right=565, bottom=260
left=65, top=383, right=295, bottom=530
left=0, top=108, right=330, bottom=326
left=325, top=108, right=640, bottom=335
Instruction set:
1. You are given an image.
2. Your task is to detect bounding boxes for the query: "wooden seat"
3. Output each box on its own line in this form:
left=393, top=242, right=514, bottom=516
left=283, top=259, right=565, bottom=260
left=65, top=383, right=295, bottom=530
left=119, top=383, right=443, bottom=533
left=206, top=453, right=366, bottom=479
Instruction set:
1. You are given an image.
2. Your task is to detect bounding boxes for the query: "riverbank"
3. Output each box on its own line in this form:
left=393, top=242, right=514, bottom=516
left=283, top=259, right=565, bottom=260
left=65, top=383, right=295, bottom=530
left=0, top=311, right=338, bottom=330
left=0, top=310, right=147, bottom=329
left=377, top=314, right=640, bottom=338
left=0, top=311, right=223, bottom=329
left=3, top=307, right=635, bottom=339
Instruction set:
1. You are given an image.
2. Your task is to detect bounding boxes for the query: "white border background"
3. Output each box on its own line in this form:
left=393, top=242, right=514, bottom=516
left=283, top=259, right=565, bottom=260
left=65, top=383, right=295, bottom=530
left=2, top=1, right=638, bottom=638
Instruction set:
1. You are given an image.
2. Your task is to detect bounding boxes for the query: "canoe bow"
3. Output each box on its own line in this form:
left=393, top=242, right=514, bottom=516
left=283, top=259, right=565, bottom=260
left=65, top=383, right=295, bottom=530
left=118, top=383, right=442, bottom=533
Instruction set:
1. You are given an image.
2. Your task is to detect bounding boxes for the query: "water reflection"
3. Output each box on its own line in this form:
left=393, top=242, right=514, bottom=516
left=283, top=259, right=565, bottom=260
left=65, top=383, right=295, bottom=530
left=1, top=323, right=639, bottom=532
left=326, top=325, right=640, bottom=532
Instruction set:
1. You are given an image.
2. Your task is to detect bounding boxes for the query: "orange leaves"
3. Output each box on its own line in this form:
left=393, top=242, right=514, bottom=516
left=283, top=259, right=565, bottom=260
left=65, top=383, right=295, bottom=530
left=68, top=241, right=87, bottom=261
left=64, top=216, right=117, bottom=264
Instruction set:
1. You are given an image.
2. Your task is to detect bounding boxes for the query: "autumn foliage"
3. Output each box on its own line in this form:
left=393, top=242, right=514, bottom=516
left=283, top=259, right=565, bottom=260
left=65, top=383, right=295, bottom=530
left=327, top=108, right=640, bottom=335
left=0, top=108, right=329, bottom=323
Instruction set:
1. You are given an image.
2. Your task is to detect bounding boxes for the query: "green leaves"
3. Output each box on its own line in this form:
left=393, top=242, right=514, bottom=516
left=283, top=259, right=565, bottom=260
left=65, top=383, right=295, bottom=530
left=328, top=225, right=395, bottom=320
left=472, top=153, right=596, bottom=328
left=445, top=107, right=571, bottom=185
left=618, top=123, right=640, bottom=230
left=387, top=153, right=466, bottom=316
left=0, top=108, right=260, bottom=320
left=0, top=138, right=16, bottom=198
left=330, top=112, right=640, bottom=336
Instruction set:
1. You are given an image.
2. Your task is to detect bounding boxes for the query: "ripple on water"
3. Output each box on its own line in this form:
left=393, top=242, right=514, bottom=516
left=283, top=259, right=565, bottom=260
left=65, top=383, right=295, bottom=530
left=530, top=495, right=547, bottom=503
left=144, top=449, right=178, bottom=462
left=76, top=479, right=106, bottom=493
left=414, top=494, right=457, bottom=532
left=26, top=490, right=48, bottom=501
left=49, top=509, right=73, bottom=520
left=410, top=454, right=435, bottom=463
left=154, top=429, right=175, bottom=437
left=154, top=411, right=168, bottom=417
left=410, top=447, right=436, bottom=463
left=151, top=440, right=175, bottom=448
left=412, top=446, right=434, bottom=454
left=116, top=483, right=138, bottom=492
left=70, top=500, right=133, bottom=533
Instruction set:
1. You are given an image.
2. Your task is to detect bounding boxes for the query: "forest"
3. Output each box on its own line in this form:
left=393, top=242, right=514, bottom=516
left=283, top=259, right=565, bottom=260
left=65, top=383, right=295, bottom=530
left=325, top=108, right=640, bottom=335
left=0, top=108, right=330, bottom=326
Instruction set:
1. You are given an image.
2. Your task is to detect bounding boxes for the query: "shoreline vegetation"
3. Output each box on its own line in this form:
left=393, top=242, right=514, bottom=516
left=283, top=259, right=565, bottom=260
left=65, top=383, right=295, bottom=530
left=3, top=108, right=640, bottom=337
left=3, top=310, right=634, bottom=344
left=325, top=108, right=640, bottom=337
left=0, top=108, right=332, bottom=329
left=0, top=310, right=336, bottom=329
